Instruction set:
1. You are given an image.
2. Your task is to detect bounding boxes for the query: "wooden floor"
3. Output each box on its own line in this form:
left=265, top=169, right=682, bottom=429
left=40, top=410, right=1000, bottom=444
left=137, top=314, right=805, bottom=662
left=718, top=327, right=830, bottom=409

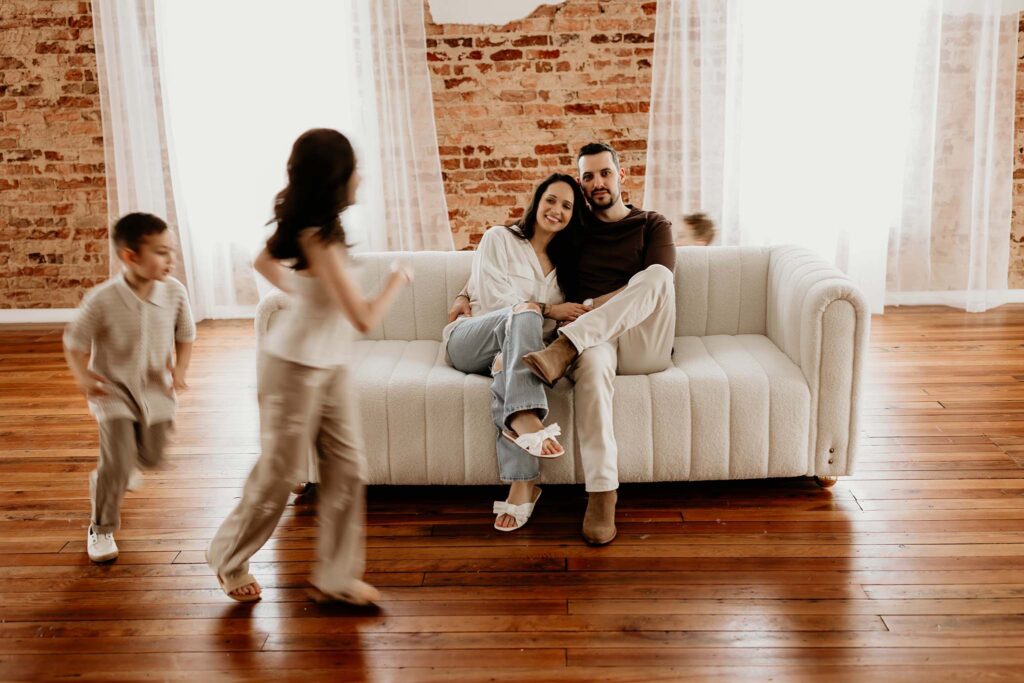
left=1, top=306, right=1024, bottom=682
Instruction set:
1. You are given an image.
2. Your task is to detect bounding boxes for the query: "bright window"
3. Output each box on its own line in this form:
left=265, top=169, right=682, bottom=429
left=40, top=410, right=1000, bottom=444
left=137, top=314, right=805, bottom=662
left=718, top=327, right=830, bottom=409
left=155, top=1, right=363, bottom=313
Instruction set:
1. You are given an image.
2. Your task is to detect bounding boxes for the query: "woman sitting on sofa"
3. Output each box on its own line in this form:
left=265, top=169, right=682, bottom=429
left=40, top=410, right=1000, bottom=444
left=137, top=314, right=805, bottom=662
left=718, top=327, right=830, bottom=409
left=444, top=174, right=591, bottom=531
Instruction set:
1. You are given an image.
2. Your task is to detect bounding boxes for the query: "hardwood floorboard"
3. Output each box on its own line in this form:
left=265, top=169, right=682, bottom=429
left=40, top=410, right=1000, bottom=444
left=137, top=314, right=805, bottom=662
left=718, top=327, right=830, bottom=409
left=2, top=306, right=1023, bottom=681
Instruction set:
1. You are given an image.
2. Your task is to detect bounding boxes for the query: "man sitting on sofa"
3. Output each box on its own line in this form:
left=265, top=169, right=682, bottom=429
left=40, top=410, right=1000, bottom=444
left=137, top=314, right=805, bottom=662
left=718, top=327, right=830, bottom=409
left=448, top=142, right=676, bottom=545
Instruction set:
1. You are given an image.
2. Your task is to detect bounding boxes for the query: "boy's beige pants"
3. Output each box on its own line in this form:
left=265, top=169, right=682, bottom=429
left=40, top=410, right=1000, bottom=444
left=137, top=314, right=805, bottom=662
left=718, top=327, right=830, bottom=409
left=208, top=354, right=367, bottom=596
left=91, top=419, right=169, bottom=534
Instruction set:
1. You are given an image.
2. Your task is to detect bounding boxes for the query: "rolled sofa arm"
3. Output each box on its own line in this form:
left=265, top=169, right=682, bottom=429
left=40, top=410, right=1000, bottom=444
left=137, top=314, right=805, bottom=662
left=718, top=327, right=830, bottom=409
left=254, top=289, right=289, bottom=354
left=766, top=246, right=870, bottom=477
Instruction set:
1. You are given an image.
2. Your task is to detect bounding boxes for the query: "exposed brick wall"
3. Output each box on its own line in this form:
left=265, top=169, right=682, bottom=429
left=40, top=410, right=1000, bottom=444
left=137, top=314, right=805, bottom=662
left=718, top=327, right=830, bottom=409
left=1012, top=16, right=1024, bottom=288
left=425, top=0, right=657, bottom=249
left=0, top=0, right=107, bottom=308
left=1, top=0, right=1022, bottom=307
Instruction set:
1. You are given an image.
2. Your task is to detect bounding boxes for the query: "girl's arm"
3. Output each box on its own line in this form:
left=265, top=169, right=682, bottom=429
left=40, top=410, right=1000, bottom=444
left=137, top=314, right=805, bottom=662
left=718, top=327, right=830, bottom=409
left=254, top=247, right=294, bottom=293
left=301, top=231, right=411, bottom=334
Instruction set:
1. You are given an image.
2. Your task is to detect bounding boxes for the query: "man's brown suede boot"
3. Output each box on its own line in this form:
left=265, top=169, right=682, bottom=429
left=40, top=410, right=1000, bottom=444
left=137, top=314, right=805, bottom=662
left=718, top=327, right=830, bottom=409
left=582, top=490, right=617, bottom=545
left=522, top=335, right=578, bottom=387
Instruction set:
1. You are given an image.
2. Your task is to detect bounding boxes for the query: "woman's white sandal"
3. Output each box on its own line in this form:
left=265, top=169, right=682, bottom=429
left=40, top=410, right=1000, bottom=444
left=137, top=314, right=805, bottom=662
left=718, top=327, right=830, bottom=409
left=493, top=487, right=542, bottom=532
left=502, top=423, right=563, bottom=458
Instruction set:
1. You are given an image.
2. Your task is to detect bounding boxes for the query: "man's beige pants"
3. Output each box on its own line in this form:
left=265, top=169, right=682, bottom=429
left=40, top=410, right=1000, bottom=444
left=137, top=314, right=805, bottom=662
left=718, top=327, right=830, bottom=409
left=208, top=354, right=367, bottom=596
left=563, top=264, right=676, bottom=493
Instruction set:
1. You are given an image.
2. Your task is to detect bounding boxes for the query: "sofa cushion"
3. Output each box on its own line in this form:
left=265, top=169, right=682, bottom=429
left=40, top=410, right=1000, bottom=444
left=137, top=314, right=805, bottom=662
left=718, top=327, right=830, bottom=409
left=343, top=247, right=776, bottom=343
left=345, top=334, right=810, bottom=485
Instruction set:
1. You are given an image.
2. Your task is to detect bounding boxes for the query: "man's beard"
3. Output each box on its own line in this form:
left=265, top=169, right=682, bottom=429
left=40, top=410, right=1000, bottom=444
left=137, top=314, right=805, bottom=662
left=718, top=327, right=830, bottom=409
left=588, top=189, right=617, bottom=209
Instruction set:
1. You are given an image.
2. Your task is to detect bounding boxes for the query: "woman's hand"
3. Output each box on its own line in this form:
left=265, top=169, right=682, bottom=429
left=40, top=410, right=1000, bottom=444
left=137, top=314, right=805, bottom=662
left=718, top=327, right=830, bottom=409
left=545, top=302, right=592, bottom=322
left=447, top=296, right=472, bottom=323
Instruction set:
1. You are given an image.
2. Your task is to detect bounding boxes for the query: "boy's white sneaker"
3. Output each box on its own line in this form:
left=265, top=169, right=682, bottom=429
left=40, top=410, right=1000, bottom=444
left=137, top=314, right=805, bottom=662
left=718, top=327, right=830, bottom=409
left=87, top=525, right=118, bottom=562
left=127, top=469, right=143, bottom=492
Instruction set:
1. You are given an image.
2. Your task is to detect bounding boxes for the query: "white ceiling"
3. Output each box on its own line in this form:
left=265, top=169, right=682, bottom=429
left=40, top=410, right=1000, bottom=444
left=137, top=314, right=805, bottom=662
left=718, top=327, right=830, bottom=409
left=427, top=0, right=564, bottom=25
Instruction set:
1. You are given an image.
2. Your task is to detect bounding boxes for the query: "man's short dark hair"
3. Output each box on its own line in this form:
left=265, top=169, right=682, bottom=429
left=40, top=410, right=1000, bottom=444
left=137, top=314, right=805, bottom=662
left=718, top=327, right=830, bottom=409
left=112, top=212, right=168, bottom=252
left=577, top=142, right=620, bottom=169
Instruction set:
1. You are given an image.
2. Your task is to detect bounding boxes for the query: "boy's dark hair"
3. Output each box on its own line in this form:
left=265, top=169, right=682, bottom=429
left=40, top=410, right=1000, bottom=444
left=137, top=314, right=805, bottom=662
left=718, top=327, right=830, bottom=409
left=112, top=212, right=168, bottom=252
left=684, top=212, right=717, bottom=243
left=577, top=142, right=620, bottom=169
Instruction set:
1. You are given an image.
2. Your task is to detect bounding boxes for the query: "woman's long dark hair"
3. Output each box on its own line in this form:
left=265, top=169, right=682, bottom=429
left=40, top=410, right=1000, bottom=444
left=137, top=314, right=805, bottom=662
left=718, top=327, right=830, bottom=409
left=267, top=128, right=355, bottom=270
left=507, top=173, right=584, bottom=298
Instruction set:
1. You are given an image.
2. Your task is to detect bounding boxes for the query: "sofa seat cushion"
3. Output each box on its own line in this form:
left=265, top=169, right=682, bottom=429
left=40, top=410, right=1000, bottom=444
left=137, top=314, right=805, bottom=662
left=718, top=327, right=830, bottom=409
left=345, top=334, right=810, bottom=485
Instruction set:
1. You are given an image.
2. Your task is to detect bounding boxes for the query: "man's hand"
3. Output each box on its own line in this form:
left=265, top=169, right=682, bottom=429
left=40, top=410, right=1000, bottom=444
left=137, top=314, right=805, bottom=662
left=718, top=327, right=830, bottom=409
left=546, top=302, right=592, bottom=323
left=447, top=296, right=472, bottom=323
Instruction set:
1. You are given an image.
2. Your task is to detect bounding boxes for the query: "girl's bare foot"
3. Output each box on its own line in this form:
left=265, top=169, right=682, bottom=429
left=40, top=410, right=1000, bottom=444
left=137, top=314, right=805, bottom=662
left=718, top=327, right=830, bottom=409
left=228, top=581, right=261, bottom=600
left=307, top=579, right=380, bottom=605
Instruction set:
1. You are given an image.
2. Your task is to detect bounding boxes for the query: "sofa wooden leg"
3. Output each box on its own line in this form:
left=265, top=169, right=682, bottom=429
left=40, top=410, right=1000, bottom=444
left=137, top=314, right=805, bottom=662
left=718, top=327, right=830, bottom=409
left=814, top=475, right=839, bottom=488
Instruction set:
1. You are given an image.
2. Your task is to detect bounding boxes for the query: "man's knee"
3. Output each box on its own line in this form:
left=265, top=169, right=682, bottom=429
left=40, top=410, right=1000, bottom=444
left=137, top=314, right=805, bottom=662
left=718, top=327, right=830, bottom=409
left=574, top=346, right=616, bottom=382
left=512, top=302, right=542, bottom=315
left=635, top=263, right=674, bottom=293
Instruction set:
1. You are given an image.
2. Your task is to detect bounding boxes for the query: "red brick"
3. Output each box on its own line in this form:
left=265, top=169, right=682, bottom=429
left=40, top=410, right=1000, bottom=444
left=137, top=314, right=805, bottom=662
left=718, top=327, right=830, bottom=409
left=474, top=37, right=506, bottom=48
left=600, top=102, right=638, bottom=114
left=490, top=49, right=523, bottom=61
left=499, top=90, right=537, bottom=102
left=481, top=195, right=516, bottom=206
left=485, top=169, right=524, bottom=181
left=512, top=35, right=549, bottom=47
left=35, top=42, right=70, bottom=54
left=535, top=143, right=569, bottom=155
left=444, top=76, right=475, bottom=89
left=623, top=32, right=654, bottom=44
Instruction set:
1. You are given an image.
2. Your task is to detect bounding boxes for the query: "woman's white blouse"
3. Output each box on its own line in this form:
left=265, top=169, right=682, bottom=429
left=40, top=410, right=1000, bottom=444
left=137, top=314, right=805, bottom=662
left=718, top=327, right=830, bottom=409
left=442, top=225, right=565, bottom=343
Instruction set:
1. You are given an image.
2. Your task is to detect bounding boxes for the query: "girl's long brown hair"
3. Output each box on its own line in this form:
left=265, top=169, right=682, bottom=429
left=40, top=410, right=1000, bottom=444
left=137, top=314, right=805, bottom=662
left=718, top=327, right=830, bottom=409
left=267, top=128, right=355, bottom=270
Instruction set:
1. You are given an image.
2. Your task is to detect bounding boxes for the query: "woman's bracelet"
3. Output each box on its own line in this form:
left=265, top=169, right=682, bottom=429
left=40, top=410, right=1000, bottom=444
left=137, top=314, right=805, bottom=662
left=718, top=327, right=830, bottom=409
left=540, top=302, right=550, bottom=317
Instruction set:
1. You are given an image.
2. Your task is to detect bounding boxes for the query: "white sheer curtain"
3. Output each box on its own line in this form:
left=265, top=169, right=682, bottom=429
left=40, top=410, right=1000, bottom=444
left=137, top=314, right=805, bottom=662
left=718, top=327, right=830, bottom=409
left=92, top=0, right=193, bottom=290
left=644, top=0, right=1018, bottom=313
left=94, top=0, right=452, bottom=320
left=346, top=1, right=455, bottom=251
left=889, top=0, right=1018, bottom=311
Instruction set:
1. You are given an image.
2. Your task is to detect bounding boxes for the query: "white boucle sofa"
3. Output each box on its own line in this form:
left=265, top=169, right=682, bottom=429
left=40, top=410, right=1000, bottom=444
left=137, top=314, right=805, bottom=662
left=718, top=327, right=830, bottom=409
left=255, top=246, right=869, bottom=486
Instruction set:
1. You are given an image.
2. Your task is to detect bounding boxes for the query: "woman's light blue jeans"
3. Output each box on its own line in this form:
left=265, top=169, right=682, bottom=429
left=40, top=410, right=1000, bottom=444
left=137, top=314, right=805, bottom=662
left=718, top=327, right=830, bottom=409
left=446, top=305, right=548, bottom=482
